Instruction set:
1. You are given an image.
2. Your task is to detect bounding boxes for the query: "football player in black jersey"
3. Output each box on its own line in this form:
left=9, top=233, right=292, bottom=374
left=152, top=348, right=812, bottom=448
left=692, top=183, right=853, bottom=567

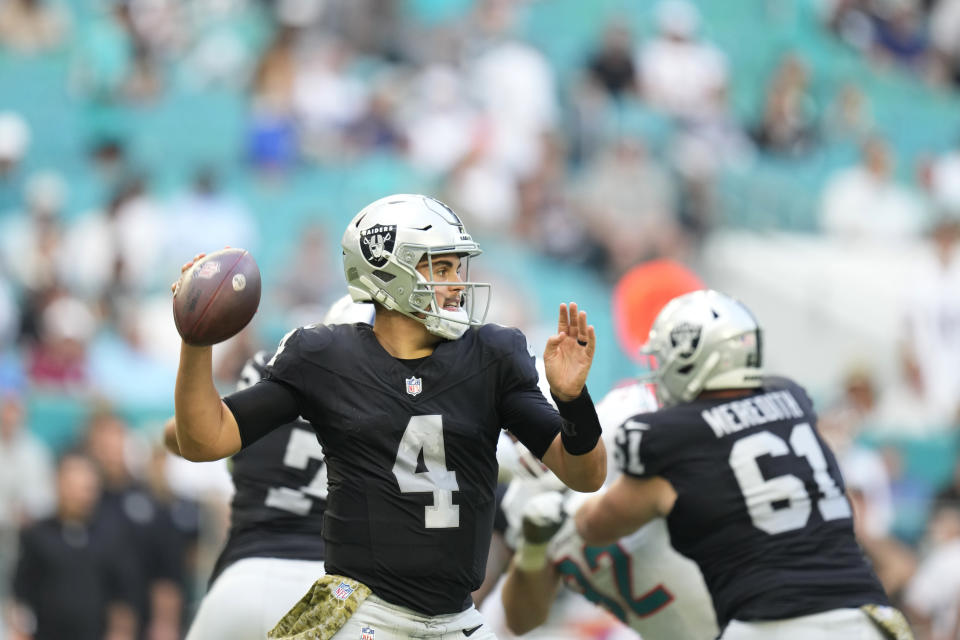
left=169, top=350, right=327, bottom=639
left=574, top=290, right=913, bottom=640
left=167, top=299, right=375, bottom=640
left=171, top=194, right=607, bottom=640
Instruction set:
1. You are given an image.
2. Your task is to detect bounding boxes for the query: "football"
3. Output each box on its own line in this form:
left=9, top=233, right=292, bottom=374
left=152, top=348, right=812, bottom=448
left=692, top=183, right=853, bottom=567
left=173, top=248, right=261, bottom=346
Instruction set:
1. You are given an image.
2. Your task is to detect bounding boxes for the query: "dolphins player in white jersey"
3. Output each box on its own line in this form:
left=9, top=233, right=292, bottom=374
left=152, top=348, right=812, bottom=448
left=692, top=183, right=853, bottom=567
left=500, top=379, right=718, bottom=639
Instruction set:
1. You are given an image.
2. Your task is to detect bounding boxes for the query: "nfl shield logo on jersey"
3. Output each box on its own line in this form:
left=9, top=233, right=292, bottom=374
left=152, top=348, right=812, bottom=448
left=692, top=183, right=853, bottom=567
left=360, top=627, right=375, bottom=640
left=333, top=582, right=355, bottom=600
left=405, top=376, right=422, bottom=396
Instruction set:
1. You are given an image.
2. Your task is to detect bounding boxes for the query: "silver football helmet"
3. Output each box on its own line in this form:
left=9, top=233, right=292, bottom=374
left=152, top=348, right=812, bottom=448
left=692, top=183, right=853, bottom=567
left=640, top=289, right=763, bottom=407
left=341, top=194, right=491, bottom=340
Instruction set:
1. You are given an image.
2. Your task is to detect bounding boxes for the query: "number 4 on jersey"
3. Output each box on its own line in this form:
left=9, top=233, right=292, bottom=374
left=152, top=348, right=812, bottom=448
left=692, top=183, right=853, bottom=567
left=392, top=415, right=460, bottom=529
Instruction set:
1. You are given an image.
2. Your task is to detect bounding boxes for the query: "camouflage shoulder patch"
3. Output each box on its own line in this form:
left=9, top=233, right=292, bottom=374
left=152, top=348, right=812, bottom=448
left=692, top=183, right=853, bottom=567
left=860, top=604, right=915, bottom=640
left=268, top=574, right=372, bottom=640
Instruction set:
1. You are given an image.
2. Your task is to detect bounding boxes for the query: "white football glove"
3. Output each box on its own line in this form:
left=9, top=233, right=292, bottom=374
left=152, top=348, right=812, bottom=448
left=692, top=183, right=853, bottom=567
left=514, top=491, right=567, bottom=572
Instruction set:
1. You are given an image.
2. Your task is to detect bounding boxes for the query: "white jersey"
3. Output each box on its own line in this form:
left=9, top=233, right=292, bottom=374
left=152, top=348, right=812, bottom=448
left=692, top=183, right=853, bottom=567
left=550, top=381, right=718, bottom=639
left=546, top=517, right=717, bottom=639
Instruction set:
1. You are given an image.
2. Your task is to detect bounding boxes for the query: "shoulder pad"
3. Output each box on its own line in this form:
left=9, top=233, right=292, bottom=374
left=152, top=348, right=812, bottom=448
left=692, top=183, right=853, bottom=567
left=476, top=323, right=529, bottom=355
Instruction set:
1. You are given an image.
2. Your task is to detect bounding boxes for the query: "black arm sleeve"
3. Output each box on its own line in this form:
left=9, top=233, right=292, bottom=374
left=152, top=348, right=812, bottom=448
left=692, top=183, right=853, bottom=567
left=552, top=387, right=602, bottom=455
left=500, top=386, right=563, bottom=459
left=223, top=380, right=300, bottom=448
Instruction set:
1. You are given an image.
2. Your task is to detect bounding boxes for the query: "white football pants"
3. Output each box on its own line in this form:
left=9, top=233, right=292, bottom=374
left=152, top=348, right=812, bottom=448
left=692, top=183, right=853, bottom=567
left=185, top=557, right=325, bottom=640
left=331, top=595, right=498, bottom=640
left=721, top=607, right=888, bottom=640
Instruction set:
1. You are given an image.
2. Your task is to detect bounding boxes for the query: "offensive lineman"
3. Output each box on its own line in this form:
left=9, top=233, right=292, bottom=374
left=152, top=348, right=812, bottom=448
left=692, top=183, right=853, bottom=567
left=500, top=380, right=718, bottom=639
left=575, top=289, right=912, bottom=639
left=172, top=194, right=607, bottom=639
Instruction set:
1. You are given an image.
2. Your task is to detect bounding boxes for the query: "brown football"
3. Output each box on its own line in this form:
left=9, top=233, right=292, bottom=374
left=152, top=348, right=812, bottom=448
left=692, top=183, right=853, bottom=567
left=173, top=248, right=261, bottom=346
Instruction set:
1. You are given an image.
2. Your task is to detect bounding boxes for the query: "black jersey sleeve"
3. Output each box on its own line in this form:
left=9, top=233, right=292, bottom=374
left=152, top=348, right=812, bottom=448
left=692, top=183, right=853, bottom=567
left=497, top=329, right=562, bottom=459
left=224, top=380, right=300, bottom=448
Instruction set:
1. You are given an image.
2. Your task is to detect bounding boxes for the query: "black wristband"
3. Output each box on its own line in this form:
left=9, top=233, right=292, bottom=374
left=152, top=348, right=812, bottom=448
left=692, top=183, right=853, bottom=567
left=551, top=386, right=602, bottom=456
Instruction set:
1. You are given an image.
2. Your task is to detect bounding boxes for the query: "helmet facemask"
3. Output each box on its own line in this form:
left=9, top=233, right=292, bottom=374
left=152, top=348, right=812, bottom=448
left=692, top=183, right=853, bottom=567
left=406, top=249, right=491, bottom=340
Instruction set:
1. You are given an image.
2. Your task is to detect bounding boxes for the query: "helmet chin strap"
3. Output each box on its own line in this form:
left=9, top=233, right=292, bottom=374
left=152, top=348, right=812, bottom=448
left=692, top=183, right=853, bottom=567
left=423, top=308, right=470, bottom=340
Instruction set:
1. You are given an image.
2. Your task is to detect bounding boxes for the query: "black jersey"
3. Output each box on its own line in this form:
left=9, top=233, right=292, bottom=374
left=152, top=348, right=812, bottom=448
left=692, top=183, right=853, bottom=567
left=210, top=353, right=327, bottom=585
left=614, top=376, right=889, bottom=627
left=255, top=322, right=562, bottom=615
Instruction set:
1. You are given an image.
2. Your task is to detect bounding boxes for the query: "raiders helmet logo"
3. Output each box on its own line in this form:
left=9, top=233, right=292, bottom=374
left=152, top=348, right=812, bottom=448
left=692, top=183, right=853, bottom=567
left=360, top=225, right=396, bottom=267
left=669, top=322, right=702, bottom=358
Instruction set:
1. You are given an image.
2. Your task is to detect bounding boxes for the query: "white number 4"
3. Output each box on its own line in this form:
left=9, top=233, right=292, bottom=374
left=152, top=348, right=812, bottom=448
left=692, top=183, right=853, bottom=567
left=392, top=415, right=460, bottom=529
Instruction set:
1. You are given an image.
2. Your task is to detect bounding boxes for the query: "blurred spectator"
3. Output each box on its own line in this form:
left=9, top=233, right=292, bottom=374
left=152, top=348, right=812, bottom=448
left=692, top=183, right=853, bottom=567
left=0, top=393, right=54, bottom=630
left=904, top=503, right=960, bottom=638
left=0, top=171, right=66, bottom=297
left=849, top=449, right=918, bottom=601
left=11, top=451, right=137, bottom=640
left=669, top=91, right=754, bottom=235
left=0, top=112, right=31, bottom=213
left=181, top=11, right=255, bottom=91
left=820, top=136, right=928, bottom=240
left=60, top=176, right=165, bottom=308
left=515, top=136, right=607, bottom=271
left=585, top=22, right=637, bottom=99
left=69, top=4, right=135, bottom=102
left=293, top=37, right=368, bottom=161
left=751, top=54, right=819, bottom=157
left=247, top=26, right=299, bottom=173
left=141, top=444, right=200, bottom=640
left=818, top=366, right=916, bottom=597
left=825, top=0, right=877, bottom=53
left=122, top=43, right=165, bottom=104
left=636, top=0, right=729, bottom=121
left=123, top=0, right=185, bottom=57
left=251, top=25, right=297, bottom=114
left=445, top=143, right=519, bottom=233
left=0, top=0, right=70, bottom=55
left=85, top=412, right=188, bottom=640
left=88, top=301, right=177, bottom=409
left=932, top=457, right=960, bottom=515
left=346, top=73, right=407, bottom=154
left=0, top=172, right=66, bottom=350
left=571, top=136, right=684, bottom=279
left=26, top=293, right=95, bottom=390
left=929, top=0, right=960, bottom=87
left=469, top=37, right=559, bottom=179
left=0, top=393, right=55, bottom=527
left=820, top=364, right=881, bottom=449
left=898, top=215, right=960, bottom=427
left=823, top=83, right=874, bottom=143
left=402, top=64, right=480, bottom=174
left=870, top=0, right=931, bottom=73
left=928, top=138, right=960, bottom=215
left=164, top=168, right=258, bottom=261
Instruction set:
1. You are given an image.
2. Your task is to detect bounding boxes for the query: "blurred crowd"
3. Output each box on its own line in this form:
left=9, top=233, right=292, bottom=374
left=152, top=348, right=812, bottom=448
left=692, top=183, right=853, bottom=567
left=1, top=0, right=960, bottom=638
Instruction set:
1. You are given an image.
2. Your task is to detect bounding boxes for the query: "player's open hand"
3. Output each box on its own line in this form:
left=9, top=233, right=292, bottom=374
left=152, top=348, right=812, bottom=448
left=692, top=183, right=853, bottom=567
left=543, top=302, right=596, bottom=402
